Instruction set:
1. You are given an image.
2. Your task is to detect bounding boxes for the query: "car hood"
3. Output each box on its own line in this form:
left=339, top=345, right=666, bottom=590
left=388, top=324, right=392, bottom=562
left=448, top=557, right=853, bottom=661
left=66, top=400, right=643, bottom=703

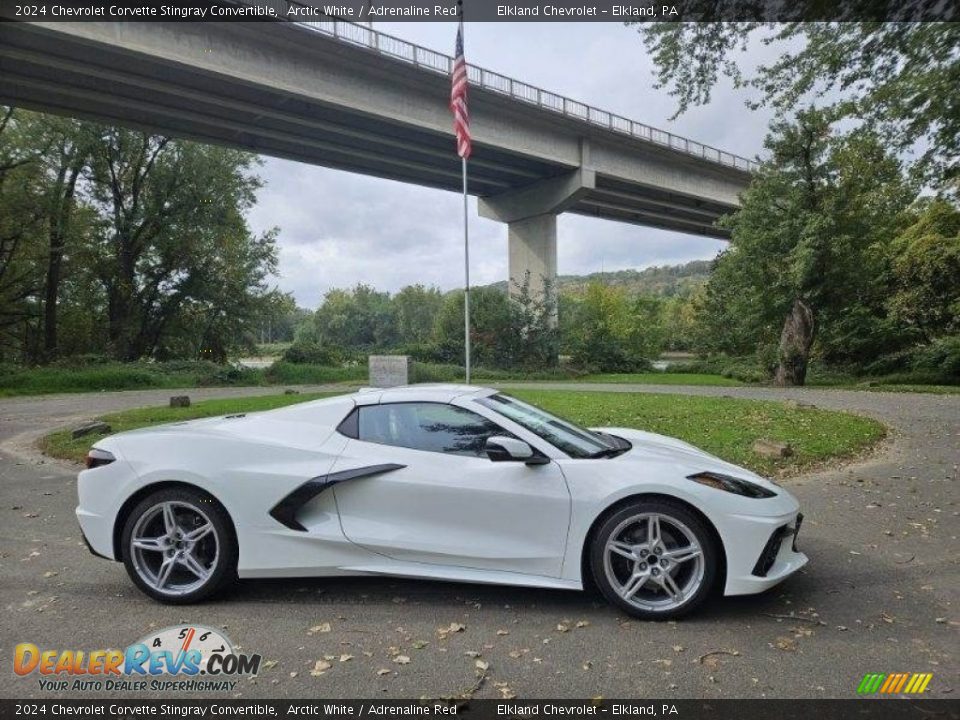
left=593, top=426, right=771, bottom=484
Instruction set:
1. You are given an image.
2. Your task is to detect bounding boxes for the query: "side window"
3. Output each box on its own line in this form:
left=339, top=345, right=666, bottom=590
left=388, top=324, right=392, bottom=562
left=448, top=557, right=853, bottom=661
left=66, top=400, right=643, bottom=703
left=357, top=403, right=511, bottom=457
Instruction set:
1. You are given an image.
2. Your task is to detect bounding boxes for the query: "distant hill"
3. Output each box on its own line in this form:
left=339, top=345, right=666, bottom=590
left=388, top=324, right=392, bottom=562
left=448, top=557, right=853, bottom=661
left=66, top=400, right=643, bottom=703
left=487, top=259, right=713, bottom=298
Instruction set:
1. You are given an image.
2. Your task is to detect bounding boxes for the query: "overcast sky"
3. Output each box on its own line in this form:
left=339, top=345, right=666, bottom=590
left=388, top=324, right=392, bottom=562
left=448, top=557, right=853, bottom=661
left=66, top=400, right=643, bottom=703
left=246, top=22, right=779, bottom=309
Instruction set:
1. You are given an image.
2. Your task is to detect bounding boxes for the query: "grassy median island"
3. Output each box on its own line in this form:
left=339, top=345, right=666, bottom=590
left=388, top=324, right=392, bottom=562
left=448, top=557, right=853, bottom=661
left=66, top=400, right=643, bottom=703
left=40, top=389, right=885, bottom=476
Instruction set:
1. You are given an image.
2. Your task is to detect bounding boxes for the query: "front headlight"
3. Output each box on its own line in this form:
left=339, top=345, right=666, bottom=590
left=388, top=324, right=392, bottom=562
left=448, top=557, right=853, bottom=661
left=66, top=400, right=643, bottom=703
left=687, top=471, right=777, bottom=498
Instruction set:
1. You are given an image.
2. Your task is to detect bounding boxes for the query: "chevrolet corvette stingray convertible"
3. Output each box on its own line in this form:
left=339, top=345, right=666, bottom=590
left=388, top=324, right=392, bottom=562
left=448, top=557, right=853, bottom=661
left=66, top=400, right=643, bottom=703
left=76, top=385, right=807, bottom=619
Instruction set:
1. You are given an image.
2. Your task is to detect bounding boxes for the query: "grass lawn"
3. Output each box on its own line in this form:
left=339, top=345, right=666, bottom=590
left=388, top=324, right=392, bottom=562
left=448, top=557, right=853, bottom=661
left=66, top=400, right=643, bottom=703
left=41, top=388, right=885, bottom=476
left=511, top=389, right=885, bottom=475
left=852, top=383, right=960, bottom=395
left=578, top=372, right=743, bottom=386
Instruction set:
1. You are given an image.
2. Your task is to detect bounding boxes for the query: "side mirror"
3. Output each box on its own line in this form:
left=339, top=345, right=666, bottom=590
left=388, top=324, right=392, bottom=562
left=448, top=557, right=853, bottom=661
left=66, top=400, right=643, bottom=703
left=485, top=436, right=549, bottom=465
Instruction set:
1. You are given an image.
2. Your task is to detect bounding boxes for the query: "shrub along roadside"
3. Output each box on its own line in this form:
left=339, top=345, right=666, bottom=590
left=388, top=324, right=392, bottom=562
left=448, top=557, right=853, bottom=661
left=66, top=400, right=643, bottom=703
left=40, top=388, right=885, bottom=477
left=0, top=360, right=264, bottom=397
left=0, top=360, right=594, bottom=397
left=2, top=355, right=955, bottom=398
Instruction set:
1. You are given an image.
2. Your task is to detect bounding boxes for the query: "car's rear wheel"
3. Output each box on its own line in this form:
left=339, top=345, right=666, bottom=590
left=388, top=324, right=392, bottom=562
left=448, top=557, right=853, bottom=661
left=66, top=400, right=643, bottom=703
left=120, top=487, right=236, bottom=604
left=590, top=499, right=718, bottom=620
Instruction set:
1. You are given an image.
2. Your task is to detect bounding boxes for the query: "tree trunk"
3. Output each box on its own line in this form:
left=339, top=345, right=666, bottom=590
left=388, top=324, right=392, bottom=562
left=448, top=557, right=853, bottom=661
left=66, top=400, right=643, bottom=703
left=773, top=298, right=815, bottom=386
left=107, top=239, right=139, bottom=361
left=42, top=244, right=62, bottom=359
left=42, top=145, right=85, bottom=361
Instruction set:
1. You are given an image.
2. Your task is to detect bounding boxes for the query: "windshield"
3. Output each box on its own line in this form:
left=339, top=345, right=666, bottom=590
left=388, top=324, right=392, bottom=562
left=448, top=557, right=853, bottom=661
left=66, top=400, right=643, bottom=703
left=477, top=393, right=614, bottom=459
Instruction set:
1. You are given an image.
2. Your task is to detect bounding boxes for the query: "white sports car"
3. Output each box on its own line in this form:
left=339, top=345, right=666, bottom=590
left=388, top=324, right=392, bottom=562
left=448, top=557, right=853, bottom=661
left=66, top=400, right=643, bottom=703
left=76, top=385, right=807, bottom=619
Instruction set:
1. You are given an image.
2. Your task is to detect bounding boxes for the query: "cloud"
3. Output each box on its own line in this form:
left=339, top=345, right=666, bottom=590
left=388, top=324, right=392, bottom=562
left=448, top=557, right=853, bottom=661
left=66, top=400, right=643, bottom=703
left=247, top=22, right=776, bottom=308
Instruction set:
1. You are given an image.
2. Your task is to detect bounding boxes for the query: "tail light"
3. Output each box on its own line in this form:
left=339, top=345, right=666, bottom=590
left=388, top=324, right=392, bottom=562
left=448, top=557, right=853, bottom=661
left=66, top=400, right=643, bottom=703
left=85, top=448, right=116, bottom=469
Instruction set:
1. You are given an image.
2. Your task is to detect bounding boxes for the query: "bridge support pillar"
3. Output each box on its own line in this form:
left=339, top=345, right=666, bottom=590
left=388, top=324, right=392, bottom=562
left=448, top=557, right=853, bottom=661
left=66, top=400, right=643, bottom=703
left=507, top=214, right=557, bottom=304
left=478, top=167, right=595, bottom=322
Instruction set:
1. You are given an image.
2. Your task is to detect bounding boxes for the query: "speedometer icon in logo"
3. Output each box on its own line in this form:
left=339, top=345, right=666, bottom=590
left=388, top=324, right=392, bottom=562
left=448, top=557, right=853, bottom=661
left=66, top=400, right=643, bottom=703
left=135, top=624, right=233, bottom=673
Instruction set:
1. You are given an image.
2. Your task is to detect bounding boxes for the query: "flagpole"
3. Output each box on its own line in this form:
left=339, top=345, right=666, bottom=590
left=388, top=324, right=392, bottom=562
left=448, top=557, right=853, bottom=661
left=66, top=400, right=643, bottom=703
left=457, top=4, right=471, bottom=385
left=462, top=154, right=471, bottom=384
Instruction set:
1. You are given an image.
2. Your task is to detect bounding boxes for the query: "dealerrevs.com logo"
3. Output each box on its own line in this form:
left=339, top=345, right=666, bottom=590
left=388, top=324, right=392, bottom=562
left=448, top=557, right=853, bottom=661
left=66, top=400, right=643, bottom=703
left=857, top=673, right=934, bottom=694
left=14, top=624, right=262, bottom=692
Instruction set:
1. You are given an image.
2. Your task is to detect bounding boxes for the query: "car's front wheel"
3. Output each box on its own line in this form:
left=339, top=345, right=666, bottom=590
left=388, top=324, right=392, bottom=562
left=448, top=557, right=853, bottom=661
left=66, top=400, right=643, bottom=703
left=120, top=487, right=236, bottom=604
left=590, top=499, right=718, bottom=620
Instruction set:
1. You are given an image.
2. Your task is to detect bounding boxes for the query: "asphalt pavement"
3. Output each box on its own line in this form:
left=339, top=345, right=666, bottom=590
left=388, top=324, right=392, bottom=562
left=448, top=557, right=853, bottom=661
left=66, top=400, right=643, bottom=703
left=0, top=383, right=956, bottom=699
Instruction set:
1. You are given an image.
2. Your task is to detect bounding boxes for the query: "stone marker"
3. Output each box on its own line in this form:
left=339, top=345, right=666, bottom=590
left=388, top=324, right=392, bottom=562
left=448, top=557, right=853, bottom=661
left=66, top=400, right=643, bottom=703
left=72, top=422, right=111, bottom=440
left=369, top=355, right=410, bottom=388
left=169, top=395, right=191, bottom=408
left=752, top=439, right=794, bottom=459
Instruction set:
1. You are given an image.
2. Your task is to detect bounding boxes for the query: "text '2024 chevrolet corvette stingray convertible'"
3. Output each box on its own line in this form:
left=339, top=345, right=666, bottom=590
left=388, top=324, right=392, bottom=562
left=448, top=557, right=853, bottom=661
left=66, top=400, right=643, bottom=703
left=77, top=385, right=807, bottom=619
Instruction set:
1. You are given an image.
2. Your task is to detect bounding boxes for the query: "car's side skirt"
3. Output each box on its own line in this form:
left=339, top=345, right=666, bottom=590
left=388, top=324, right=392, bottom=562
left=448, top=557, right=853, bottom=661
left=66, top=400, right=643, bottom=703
left=239, top=560, right=583, bottom=592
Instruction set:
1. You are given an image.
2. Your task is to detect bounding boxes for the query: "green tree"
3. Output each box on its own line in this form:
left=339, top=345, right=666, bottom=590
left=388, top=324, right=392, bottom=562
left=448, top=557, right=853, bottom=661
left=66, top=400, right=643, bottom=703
left=313, top=283, right=395, bottom=350
left=502, top=273, right=559, bottom=370
left=88, top=129, right=273, bottom=360
left=564, top=282, right=667, bottom=371
left=252, top=292, right=307, bottom=345
left=432, top=286, right=512, bottom=367
left=393, top=284, right=444, bottom=345
left=635, top=22, right=959, bottom=188
left=888, top=200, right=960, bottom=341
left=0, top=108, right=46, bottom=360
left=37, top=116, right=97, bottom=360
left=661, top=290, right=701, bottom=352
left=706, top=111, right=912, bottom=384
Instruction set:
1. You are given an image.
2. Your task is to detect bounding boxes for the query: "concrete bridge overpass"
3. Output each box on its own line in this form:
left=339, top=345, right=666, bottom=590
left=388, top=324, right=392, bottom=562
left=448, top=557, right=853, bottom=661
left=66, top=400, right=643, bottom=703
left=0, top=14, right=754, bottom=299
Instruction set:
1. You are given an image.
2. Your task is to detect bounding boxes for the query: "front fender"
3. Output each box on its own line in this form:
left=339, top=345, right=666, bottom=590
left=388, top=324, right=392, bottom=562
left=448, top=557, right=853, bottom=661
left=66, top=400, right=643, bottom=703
left=557, top=459, right=800, bottom=587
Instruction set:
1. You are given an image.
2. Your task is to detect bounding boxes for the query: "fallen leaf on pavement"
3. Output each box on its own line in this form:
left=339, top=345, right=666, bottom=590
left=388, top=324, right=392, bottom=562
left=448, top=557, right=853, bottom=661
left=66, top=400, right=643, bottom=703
left=774, top=637, right=797, bottom=651
left=310, top=660, right=332, bottom=676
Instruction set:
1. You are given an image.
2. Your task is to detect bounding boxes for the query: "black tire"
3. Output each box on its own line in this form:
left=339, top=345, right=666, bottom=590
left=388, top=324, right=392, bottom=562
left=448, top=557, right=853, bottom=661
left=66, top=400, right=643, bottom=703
left=590, top=499, right=718, bottom=620
left=120, top=487, right=237, bottom=604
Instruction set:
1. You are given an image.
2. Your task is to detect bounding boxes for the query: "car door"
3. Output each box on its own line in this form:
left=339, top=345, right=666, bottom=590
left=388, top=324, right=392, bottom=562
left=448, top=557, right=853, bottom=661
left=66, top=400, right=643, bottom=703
left=330, top=401, right=571, bottom=577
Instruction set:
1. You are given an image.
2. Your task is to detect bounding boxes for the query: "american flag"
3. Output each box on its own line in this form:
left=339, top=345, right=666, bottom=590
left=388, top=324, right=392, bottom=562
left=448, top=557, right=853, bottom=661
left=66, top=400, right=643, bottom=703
left=449, top=22, right=471, bottom=159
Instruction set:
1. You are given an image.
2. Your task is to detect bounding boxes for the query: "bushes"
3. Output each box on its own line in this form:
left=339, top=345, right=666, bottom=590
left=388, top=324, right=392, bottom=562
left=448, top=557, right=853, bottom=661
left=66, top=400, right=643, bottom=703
left=666, top=341, right=960, bottom=387
left=668, top=356, right=769, bottom=384
left=263, top=362, right=366, bottom=385
left=0, top=364, right=164, bottom=395
left=0, top=360, right=263, bottom=396
left=280, top=342, right=345, bottom=366
left=911, top=335, right=960, bottom=379
left=859, top=336, right=960, bottom=384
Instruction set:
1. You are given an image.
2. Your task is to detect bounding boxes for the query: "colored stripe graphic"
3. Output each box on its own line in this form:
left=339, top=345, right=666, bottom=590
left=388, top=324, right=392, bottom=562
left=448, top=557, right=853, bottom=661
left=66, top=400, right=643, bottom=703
left=858, top=672, right=932, bottom=694
left=858, top=674, right=885, bottom=694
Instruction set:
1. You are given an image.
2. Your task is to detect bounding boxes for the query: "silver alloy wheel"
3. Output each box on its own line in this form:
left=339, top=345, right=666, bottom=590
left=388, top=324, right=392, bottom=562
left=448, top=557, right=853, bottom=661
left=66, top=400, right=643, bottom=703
left=602, top=512, right=705, bottom=612
left=129, top=500, right=219, bottom=597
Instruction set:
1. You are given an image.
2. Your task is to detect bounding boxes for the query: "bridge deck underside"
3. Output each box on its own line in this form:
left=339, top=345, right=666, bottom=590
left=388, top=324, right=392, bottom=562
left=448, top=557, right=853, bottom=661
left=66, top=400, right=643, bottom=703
left=0, top=22, right=735, bottom=237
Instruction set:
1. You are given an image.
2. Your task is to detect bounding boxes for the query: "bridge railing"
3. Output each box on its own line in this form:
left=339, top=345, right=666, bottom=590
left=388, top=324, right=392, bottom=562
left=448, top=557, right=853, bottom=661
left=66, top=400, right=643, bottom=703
left=294, top=18, right=760, bottom=173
